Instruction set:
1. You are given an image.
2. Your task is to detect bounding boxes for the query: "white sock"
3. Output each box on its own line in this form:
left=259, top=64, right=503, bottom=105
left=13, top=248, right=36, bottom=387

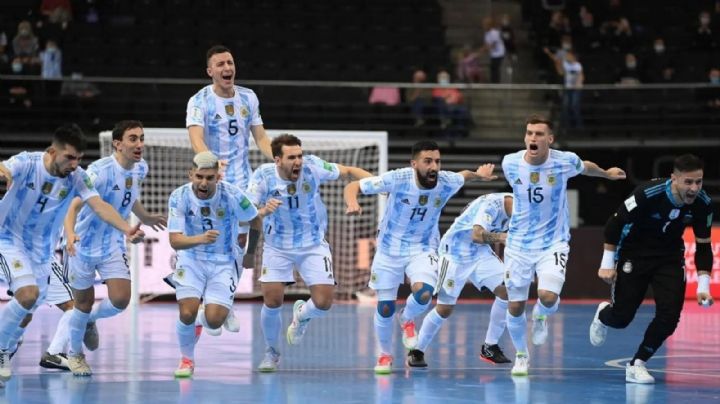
left=261, top=305, right=282, bottom=350
left=176, top=319, right=196, bottom=360
left=506, top=310, right=528, bottom=355
left=402, top=294, right=430, bottom=322
left=89, top=299, right=123, bottom=322
left=374, top=312, right=394, bottom=355
left=68, top=308, right=90, bottom=355
left=0, top=299, right=30, bottom=351
left=47, top=310, right=73, bottom=355
left=298, top=299, right=328, bottom=322
left=534, top=297, right=560, bottom=317
left=416, top=308, right=447, bottom=352
left=485, top=297, right=508, bottom=345
left=8, top=325, right=26, bottom=353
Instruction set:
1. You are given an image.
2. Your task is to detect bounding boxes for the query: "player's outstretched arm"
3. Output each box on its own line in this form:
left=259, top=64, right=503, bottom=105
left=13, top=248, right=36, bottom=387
left=337, top=164, right=373, bottom=181
left=597, top=243, right=618, bottom=284
left=471, top=225, right=507, bottom=245
left=344, top=181, right=362, bottom=216
left=459, top=163, right=497, bottom=183
left=86, top=196, right=145, bottom=243
left=582, top=161, right=626, bottom=180
left=63, top=196, right=84, bottom=256
left=169, top=230, right=219, bottom=250
left=251, top=126, right=274, bottom=160
left=132, top=200, right=167, bottom=231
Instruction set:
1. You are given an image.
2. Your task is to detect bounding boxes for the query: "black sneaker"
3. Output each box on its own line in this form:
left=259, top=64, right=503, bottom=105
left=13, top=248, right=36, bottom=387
left=480, top=343, right=511, bottom=364
left=407, top=349, right=427, bottom=368
left=39, top=352, right=70, bottom=371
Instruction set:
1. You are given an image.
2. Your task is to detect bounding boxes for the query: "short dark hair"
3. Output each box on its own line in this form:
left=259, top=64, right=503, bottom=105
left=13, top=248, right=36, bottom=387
left=112, top=120, right=143, bottom=142
left=206, top=45, right=232, bottom=64
left=673, top=154, right=704, bottom=173
left=271, top=134, right=302, bottom=157
left=53, top=123, right=86, bottom=152
left=526, top=114, right=553, bottom=131
left=411, top=140, right=440, bottom=159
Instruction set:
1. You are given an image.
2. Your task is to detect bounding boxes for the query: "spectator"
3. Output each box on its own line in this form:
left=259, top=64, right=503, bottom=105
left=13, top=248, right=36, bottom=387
left=547, top=11, right=571, bottom=50
left=431, top=69, right=471, bottom=135
left=697, top=67, right=720, bottom=110
left=456, top=45, right=483, bottom=83
left=481, top=17, right=506, bottom=83
left=617, top=53, right=641, bottom=85
left=40, top=0, right=73, bottom=29
left=693, top=11, right=717, bottom=50
left=575, top=6, right=602, bottom=52
left=407, top=69, right=432, bottom=127
left=644, top=38, right=675, bottom=83
left=603, top=17, right=635, bottom=53
left=40, top=39, right=62, bottom=79
left=500, top=14, right=518, bottom=63
left=545, top=48, right=584, bottom=129
left=12, top=21, right=41, bottom=73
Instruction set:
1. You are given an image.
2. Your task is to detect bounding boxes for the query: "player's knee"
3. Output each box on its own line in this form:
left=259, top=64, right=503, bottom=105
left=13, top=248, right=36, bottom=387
left=205, top=316, right=224, bottom=330
left=110, top=296, right=130, bottom=311
left=507, top=301, right=525, bottom=317
left=412, top=283, right=434, bottom=305
left=377, top=300, right=396, bottom=318
left=178, top=307, right=198, bottom=325
left=14, top=286, right=40, bottom=309
left=436, top=304, right=454, bottom=318
left=537, top=290, right=558, bottom=306
left=312, top=296, right=333, bottom=311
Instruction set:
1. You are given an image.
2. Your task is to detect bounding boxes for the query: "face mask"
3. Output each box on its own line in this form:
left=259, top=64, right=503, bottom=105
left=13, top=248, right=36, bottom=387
left=19, top=28, right=30, bottom=36
left=654, top=45, right=665, bottom=53
left=439, top=78, right=450, bottom=85
left=11, top=62, right=22, bottom=73
left=711, top=77, right=720, bottom=84
left=562, top=42, right=572, bottom=51
left=701, top=16, right=711, bottom=25
left=626, top=62, right=636, bottom=69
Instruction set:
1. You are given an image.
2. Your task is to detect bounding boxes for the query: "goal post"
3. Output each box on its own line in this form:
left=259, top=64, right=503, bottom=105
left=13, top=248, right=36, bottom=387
left=99, top=129, right=387, bottom=302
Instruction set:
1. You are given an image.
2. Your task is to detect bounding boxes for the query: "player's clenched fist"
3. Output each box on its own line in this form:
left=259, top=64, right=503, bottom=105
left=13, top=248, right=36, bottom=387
left=345, top=201, right=362, bottom=216
left=200, top=230, right=220, bottom=244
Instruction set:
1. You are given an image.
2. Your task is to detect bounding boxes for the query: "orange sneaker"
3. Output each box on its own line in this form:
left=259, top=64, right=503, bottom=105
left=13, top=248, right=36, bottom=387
left=174, top=357, right=194, bottom=378
left=374, top=354, right=393, bottom=374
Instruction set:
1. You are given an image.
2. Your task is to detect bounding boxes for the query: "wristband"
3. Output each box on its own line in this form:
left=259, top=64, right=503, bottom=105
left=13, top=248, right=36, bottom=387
left=600, top=249, right=616, bottom=270
left=697, top=273, right=711, bottom=295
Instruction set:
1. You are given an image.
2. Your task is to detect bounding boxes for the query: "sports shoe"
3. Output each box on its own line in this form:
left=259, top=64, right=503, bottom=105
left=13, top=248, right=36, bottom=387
left=480, top=343, right=512, bottom=364
left=590, top=302, right=610, bottom=347
left=406, top=349, right=427, bottom=368
left=223, top=309, right=240, bottom=333
left=174, top=357, right=194, bottom=378
left=286, top=300, right=310, bottom=345
left=374, top=354, right=393, bottom=374
left=67, top=353, right=92, bottom=376
left=9, top=336, right=23, bottom=359
left=397, top=309, right=418, bottom=350
left=198, top=306, right=222, bottom=336
left=511, top=353, right=529, bottom=376
left=84, top=322, right=99, bottom=351
left=0, top=350, right=11, bottom=379
left=257, top=347, right=280, bottom=372
left=39, top=352, right=70, bottom=371
left=626, top=360, right=655, bottom=384
left=531, top=305, right=548, bottom=346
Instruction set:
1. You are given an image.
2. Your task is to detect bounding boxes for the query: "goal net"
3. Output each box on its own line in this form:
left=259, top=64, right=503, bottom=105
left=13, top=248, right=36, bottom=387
left=99, top=129, right=387, bottom=300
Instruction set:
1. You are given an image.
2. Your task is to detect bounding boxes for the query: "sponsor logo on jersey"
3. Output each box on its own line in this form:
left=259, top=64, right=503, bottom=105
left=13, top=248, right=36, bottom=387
left=530, top=172, right=540, bottom=184
left=187, top=210, right=195, bottom=217
left=287, top=184, right=297, bottom=195
left=201, top=207, right=211, bottom=217
left=651, top=213, right=661, bottom=219
left=41, top=181, right=53, bottom=195
left=419, top=195, right=428, bottom=206
left=669, top=209, right=680, bottom=220
left=27, top=182, right=35, bottom=190
left=125, top=177, right=133, bottom=189
left=622, top=261, right=633, bottom=274
left=272, top=190, right=281, bottom=197
left=302, top=182, right=311, bottom=193
left=214, top=114, right=222, bottom=120
left=514, top=178, right=522, bottom=185
left=113, top=185, right=121, bottom=191
left=225, top=104, right=235, bottom=116
left=322, top=161, right=334, bottom=172
left=83, top=174, right=94, bottom=189
left=401, top=198, right=410, bottom=205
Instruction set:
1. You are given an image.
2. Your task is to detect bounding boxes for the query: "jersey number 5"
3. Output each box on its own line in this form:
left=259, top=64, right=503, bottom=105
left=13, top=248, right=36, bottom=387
left=228, top=119, right=238, bottom=136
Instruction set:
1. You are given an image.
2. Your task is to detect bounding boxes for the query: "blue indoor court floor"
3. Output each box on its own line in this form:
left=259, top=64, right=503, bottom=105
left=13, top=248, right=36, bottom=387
left=2, top=301, right=719, bottom=403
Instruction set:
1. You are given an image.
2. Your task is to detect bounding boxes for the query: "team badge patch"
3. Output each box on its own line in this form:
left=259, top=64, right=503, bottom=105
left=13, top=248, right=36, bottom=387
left=41, top=181, right=53, bottom=195
left=240, top=106, right=249, bottom=118
left=434, top=197, right=441, bottom=207
left=669, top=209, right=680, bottom=220
left=239, top=197, right=251, bottom=210
left=83, top=174, right=94, bottom=189
left=547, top=174, right=556, bottom=186
left=58, top=188, right=68, bottom=199
left=262, top=267, right=268, bottom=276
left=287, top=184, right=297, bottom=195
left=217, top=208, right=225, bottom=218
left=201, top=207, right=211, bottom=217
left=322, top=161, right=334, bottom=172
left=303, top=182, right=311, bottom=193
left=419, top=195, right=428, bottom=206
left=125, top=177, right=133, bottom=189
left=370, top=272, right=377, bottom=283
left=225, top=104, right=235, bottom=116
left=446, top=279, right=455, bottom=288
left=622, top=261, right=633, bottom=274
left=12, top=260, right=22, bottom=270
left=176, top=267, right=185, bottom=280
left=530, top=172, right=540, bottom=184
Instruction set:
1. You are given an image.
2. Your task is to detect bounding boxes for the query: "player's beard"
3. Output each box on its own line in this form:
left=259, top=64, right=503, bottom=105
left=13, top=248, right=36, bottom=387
left=417, top=170, right=438, bottom=189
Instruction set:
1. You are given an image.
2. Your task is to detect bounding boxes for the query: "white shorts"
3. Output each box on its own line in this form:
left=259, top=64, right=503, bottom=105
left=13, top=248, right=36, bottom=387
left=0, top=241, right=52, bottom=284
left=174, top=257, right=240, bottom=309
left=504, top=244, right=569, bottom=302
left=260, top=243, right=335, bottom=286
left=66, top=249, right=131, bottom=290
left=368, top=249, right=438, bottom=290
left=437, top=252, right=505, bottom=305
left=46, top=260, right=73, bottom=306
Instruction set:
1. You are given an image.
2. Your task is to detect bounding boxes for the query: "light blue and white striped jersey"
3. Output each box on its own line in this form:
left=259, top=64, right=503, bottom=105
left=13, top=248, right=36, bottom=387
left=73, top=155, right=148, bottom=259
left=0, top=152, right=98, bottom=263
left=440, top=193, right=511, bottom=262
left=360, top=168, right=465, bottom=257
left=502, top=149, right=584, bottom=252
left=246, top=155, right=340, bottom=250
left=186, top=84, right=263, bottom=189
left=168, top=181, right=258, bottom=263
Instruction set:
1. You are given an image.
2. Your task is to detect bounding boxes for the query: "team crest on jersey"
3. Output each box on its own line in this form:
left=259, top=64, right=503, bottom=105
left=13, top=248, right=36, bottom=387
left=240, top=106, right=249, bottom=118
left=12, top=260, right=22, bottom=270
left=547, top=174, right=557, bottom=186
left=41, top=181, right=53, bottom=195
left=125, top=177, right=133, bottom=189
left=225, top=104, right=235, bottom=116
left=530, top=172, right=540, bottom=184
left=240, top=197, right=251, bottom=210
left=262, top=267, right=268, bottom=276
left=303, top=182, right=311, bottom=193
left=419, top=195, right=428, bottom=206
left=446, top=279, right=455, bottom=288
left=217, top=208, right=226, bottom=218
left=323, top=162, right=334, bottom=172
left=434, top=197, right=441, bottom=207
left=287, top=184, right=297, bottom=195
left=176, top=267, right=185, bottom=279
left=370, top=272, right=377, bottom=283
left=669, top=209, right=680, bottom=220
left=58, top=188, right=68, bottom=199
left=83, top=175, right=94, bottom=189
left=201, top=207, right=211, bottom=217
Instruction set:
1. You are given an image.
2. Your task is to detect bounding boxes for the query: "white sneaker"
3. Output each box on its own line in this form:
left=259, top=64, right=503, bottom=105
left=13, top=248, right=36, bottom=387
left=67, top=353, right=92, bottom=376
left=626, top=360, right=655, bottom=384
left=511, top=353, right=529, bottom=376
left=198, top=306, right=222, bottom=336
left=223, top=309, right=240, bottom=333
left=0, top=351, right=11, bottom=379
left=531, top=305, right=548, bottom=346
left=397, top=309, right=418, bottom=350
left=257, top=347, right=280, bottom=372
left=286, top=300, right=310, bottom=345
left=590, top=302, right=610, bottom=346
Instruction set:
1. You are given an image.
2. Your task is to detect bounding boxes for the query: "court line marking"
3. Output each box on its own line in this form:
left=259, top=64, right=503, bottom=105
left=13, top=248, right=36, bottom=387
left=605, top=355, right=720, bottom=378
